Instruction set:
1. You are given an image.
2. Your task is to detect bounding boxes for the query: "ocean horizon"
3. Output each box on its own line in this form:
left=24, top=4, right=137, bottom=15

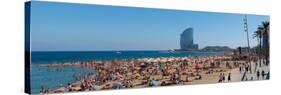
left=31, top=50, right=222, bottom=64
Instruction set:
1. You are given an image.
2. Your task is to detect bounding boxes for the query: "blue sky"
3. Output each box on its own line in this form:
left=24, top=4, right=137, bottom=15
left=30, top=1, right=269, bottom=51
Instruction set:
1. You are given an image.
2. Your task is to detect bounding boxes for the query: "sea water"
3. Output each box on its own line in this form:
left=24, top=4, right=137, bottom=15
left=31, top=51, right=220, bottom=64
left=31, top=65, right=94, bottom=93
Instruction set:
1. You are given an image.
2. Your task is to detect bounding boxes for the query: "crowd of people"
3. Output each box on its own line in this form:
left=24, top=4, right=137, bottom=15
left=39, top=55, right=257, bottom=94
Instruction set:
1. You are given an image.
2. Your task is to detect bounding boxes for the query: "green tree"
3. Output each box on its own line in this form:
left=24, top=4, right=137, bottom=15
left=253, top=21, right=270, bottom=67
left=261, top=21, right=270, bottom=65
left=253, top=26, right=263, bottom=67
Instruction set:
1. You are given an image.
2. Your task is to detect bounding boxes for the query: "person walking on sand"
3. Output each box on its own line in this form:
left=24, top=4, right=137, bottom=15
left=245, top=65, right=249, bottom=73
left=218, top=73, right=223, bottom=83
left=222, top=73, right=225, bottom=82
left=266, top=71, right=270, bottom=79
left=228, top=73, right=231, bottom=82
left=239, top=66, right=242, bottom=73
left=262, top=70, right=265, bottom=79
left=256, top=70, right=260, bottom=80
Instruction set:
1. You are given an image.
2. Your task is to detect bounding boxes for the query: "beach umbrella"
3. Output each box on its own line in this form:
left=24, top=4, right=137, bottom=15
left=151, top=80, right=158, bottom=86
left=160, top=63, right=165, bottom=69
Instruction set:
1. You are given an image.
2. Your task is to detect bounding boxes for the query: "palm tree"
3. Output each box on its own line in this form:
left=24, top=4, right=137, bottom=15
left=253, top=26, right=263, bottom=67
left=261, top=21, right=270, bottom=65
left=253, top=21, right=270, bottom=67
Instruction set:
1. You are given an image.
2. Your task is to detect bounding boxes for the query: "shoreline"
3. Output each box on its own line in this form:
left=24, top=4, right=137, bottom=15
left=36, top=55, right=222, bottom=67
left=31, top=51, right=221, bottom=65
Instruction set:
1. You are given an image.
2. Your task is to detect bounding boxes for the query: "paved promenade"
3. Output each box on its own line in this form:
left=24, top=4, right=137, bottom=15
left=231, top=60, right=270, bottom=82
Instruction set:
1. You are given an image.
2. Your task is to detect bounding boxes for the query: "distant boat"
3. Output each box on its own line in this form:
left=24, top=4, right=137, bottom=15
left=168, top=49, right=175, bottom=52
left=116, top=51, right=122, bottom=54
left=160, top=49, right=175, bottom=53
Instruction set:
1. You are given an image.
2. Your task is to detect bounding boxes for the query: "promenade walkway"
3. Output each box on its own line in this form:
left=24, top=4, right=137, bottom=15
left=231, top=61, right=270, bottom=82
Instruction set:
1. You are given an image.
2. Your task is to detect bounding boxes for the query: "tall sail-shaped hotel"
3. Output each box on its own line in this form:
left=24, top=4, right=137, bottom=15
left=180, top=27, right=198, bottom=51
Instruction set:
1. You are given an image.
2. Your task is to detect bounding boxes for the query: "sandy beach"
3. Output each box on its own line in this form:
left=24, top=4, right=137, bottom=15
left=36, top=55, right=269, bottom=94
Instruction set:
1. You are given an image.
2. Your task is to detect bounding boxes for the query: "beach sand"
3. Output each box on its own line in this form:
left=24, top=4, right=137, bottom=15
left=36, top=55, right=269, bottom=94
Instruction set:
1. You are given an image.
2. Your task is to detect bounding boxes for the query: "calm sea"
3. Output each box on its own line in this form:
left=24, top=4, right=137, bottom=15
left=31, top=51, right=221, bottom=64
left=30, top=51, right=220, bottom=93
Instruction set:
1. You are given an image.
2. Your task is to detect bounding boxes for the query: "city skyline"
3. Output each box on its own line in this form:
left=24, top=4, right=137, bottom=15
left=30, top=1, right=269, bottom=51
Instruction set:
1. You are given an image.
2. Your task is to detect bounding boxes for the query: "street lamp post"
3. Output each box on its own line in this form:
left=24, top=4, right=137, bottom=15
left=244, top=15, right=250, bottom=52
left=243, top=15, right=252, bottom=74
